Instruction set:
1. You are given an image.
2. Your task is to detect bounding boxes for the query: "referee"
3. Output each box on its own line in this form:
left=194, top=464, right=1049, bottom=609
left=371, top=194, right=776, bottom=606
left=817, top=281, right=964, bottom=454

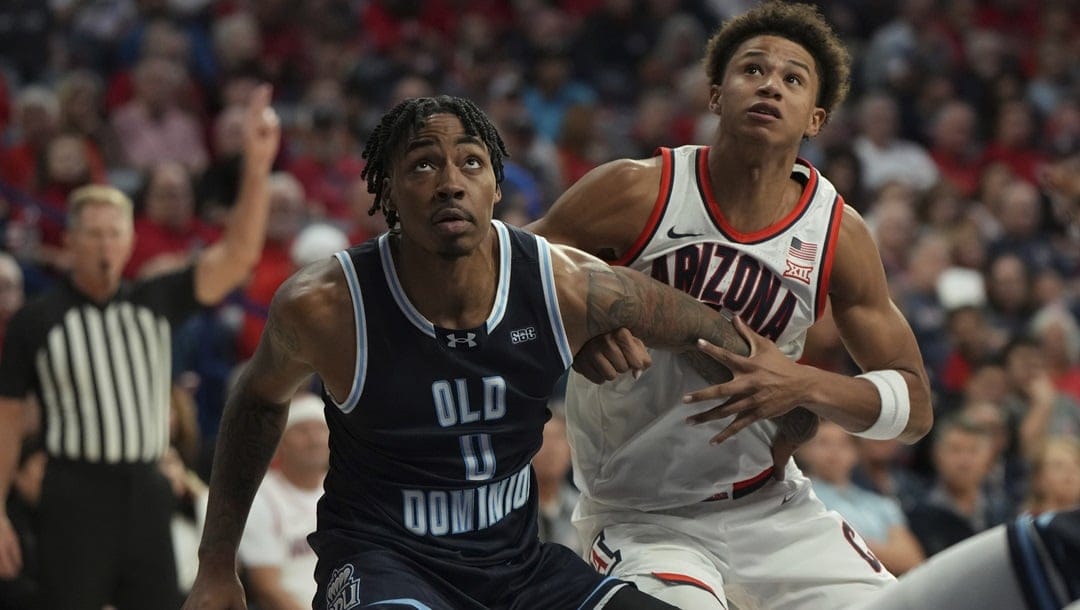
left=0, top=85, right=280, bottom=610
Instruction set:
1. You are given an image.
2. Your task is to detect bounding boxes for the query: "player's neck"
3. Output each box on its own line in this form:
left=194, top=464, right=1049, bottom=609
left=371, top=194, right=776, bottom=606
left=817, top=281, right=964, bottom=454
left=707, top=141, right=802, bottom=231
left=392, top=232, right=499, bottom=329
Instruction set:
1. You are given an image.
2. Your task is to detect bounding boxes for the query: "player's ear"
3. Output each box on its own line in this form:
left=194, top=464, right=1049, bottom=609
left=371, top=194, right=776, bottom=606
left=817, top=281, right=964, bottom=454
left=804, top=107, right=827, bottom=138
left=493, top=184, right=502, bottom=205
left=708, top=84, right=722, bottom=114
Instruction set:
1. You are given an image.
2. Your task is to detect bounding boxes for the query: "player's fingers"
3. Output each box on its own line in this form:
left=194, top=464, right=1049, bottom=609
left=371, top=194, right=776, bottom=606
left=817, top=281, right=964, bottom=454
left=694, top=338, right=742, bottom=368
left=682, top=376, right=750, bottom=404
left=599, top=335, right=632, bottom=374
left=613, top=328, right=651, bottom=372
left=685, top=394, right=752, bottom=424
left=710, top=410, right=758, bottom=445
left=731, top=315, right=766, bottom=355
left=770, top=436, right=800, bottom=481
left=570, top=351, right=622, bottom=380
left=572, top=358, right=607, bottom=384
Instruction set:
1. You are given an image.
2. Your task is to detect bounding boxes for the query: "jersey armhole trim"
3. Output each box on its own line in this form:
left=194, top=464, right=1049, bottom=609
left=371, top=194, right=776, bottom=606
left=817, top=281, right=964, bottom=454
left=612, top=147, right=674, bottom=267
left=536, top=237, right=574, bottom=369
left=331, top=251, right=367, bottom=413
left=814, top=195, right=845, bottom=321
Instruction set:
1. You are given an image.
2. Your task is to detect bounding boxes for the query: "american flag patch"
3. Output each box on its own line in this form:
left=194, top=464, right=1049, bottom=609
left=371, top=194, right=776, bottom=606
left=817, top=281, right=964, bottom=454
left=788, top=237, right=818, bottom=262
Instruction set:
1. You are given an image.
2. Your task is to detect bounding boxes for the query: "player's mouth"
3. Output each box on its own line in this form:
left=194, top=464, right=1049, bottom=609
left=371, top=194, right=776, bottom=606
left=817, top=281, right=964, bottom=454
left=431, top=207, right=473, bottom=234
left=747, top=102, right=782, bottom=121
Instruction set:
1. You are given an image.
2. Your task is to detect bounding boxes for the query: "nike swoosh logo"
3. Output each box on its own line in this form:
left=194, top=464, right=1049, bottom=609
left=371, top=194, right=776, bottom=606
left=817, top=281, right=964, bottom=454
left=781, top=491, right=797, bottom=505
left=667, top=227, right=704, bottom=239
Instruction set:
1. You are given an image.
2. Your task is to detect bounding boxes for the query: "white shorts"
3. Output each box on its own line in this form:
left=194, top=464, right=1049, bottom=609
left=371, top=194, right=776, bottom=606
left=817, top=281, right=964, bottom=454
left=576, top=472, right=896, bottom=610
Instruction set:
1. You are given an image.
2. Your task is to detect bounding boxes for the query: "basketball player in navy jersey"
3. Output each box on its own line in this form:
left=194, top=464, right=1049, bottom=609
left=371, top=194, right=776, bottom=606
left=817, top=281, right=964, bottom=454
left=182, top=96, right=752, bottom=610
left=528, top=3, right=933, bottom=608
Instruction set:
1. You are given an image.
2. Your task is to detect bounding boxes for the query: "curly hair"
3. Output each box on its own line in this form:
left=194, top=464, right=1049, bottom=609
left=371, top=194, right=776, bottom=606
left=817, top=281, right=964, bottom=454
left=703, top=2, right=851, bottom=117
left=361, top=95, right=509, bottom=229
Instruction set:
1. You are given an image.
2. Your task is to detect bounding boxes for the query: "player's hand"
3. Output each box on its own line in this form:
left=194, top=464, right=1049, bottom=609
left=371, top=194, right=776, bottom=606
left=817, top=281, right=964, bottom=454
left=242, top=84, right=281, bottom=174
left=682, top=315, right=813, bottom=445
left=0, top=511, right=22, bottom=578
left=572, top=327, right=652, bottom=383
left=182, top=569, right=248, bottom=610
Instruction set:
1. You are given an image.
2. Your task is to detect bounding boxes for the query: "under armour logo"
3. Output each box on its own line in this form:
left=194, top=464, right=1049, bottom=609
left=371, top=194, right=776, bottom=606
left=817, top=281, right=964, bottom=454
left=446, top=332, right=478, bottom=348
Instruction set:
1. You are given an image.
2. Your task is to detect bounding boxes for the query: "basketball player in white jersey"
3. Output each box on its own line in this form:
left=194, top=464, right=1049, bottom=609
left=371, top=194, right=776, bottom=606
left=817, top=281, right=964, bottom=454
left=528, top=3, right=933, bottom=608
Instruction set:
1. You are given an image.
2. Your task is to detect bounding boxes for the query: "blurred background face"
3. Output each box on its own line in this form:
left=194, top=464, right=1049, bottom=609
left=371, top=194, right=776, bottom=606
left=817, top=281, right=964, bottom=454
left=859, top=95, right=898, bottom=145
left=960, top=402, right=1008, bottom=458
left=996, top=181, right=1041, bottom=238
left=1033, top=441, right=1080, bottom=509
left=964, top=364, right=1008, bottom=405
left=66, top=202, right=136, bottom=284
left=266, top=175, right=307, bottom=242
left=213, top=106, right=248, bottom=157
left=934, top=427, right=993, bottom=491
left=801, top=421, right=857, bottom=484
left=1005, top=344, right=1046, bottom=388
left=145, top=163, right=195, bottom=230
left=987, top=255, right=1029, bottom=313
left=46, top=134, right=90, bottom=185
left=280, top=419, right=330, bottom=473
left=932, top=102, right=976, bottom=154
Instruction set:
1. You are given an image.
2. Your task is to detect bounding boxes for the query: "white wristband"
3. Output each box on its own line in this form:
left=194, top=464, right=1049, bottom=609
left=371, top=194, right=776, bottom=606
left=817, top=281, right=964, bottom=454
left=852, top=370, right=910, bottom=440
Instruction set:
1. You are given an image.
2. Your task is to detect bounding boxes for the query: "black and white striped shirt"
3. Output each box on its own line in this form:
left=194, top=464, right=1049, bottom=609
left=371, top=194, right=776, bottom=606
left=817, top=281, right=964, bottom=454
left=0, top=268, right=201, bottom=463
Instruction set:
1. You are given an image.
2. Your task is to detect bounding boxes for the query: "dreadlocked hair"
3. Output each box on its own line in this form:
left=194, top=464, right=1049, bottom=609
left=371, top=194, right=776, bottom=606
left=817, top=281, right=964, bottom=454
left=361, top=95, right=509, bottom=229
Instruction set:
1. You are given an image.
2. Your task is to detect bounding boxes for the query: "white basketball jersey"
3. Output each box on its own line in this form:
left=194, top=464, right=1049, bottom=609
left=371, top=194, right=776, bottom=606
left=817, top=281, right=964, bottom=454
left=566, top=145, right=845, bottom=511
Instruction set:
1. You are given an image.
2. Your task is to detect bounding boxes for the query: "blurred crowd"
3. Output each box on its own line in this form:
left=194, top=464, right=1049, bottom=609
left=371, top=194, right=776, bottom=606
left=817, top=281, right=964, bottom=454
left=0, top=0, right=1078, bottom=605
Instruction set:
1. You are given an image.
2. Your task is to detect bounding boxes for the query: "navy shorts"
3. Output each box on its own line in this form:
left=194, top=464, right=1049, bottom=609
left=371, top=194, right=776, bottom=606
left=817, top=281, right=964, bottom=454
left=313, top=540, right=626, bottom=610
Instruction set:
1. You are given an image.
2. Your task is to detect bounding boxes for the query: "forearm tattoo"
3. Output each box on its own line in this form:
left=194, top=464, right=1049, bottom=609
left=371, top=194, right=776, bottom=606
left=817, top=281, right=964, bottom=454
left=200, top=385, right=287, bottom=561
left=583, top=264, right=748, bottom=380
left=774, top=407, right=820, bottom=445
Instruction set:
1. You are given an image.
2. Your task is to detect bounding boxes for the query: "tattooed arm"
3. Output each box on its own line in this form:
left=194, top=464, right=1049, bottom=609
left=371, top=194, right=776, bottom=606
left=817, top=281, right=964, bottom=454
left=550, top=244, right=748, bottom=378
left=184, top=263, right=340, bottom=610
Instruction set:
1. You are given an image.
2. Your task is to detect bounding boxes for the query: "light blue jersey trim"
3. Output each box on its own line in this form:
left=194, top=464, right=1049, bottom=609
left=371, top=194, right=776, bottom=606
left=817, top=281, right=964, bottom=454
left=365, top=599, right=432, bottom=610
left=332, top=251, right=367, bottom=413
left=378, top=233, right=436, bottom=338
left=378, top=224, right=512, bottom=338
left=577, top=576, right=622, bottom=610
left=485, top=220, right=512, bottom=332
left=1013, top=515, right=1059, bottom=610
left=536, top=236, right=574, bottom=369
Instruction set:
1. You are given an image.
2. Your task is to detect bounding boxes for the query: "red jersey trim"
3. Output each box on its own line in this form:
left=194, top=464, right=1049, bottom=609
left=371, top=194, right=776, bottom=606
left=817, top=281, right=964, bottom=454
left=613, top=147, right=674, bottom=267
left=815, top=195, right=845, bottom=321
left=697, top=147, right=820, bottom=244
left=650, top=572, right=722, bottom=602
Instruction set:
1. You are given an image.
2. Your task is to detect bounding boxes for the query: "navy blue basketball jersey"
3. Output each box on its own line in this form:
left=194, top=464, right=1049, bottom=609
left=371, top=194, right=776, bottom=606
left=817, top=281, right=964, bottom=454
left=313, top=220, right=574, bottom=570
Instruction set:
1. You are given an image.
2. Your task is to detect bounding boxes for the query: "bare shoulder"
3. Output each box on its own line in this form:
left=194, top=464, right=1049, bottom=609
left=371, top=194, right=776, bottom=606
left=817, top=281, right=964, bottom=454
left=529, top=155, right=664, bottom=258
left=270, top=257, right=351, bottom=336
left=830, top=204, right=888, bottom=305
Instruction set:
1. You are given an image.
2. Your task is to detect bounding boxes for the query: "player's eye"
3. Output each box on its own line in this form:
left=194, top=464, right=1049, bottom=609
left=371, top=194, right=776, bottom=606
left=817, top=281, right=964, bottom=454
left=414, top=160, right=435, bottom=171
left=746, top=64, right=761, bottom=75
left=786, top=74, right=803, bottom=85
left=463, top=157, right=483, bottom=169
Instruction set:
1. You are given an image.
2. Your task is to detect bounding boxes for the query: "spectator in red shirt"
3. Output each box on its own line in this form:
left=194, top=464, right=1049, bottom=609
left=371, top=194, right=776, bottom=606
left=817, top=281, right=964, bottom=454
left=980, top=100, right=1046, bottom=185
left=929, top=100, right=982, bottom=198
left=0, top=87, right=59, bottom=192
left=125, top=162, right=219, bottom=278
left=284, top=99, right=363, bottom=221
